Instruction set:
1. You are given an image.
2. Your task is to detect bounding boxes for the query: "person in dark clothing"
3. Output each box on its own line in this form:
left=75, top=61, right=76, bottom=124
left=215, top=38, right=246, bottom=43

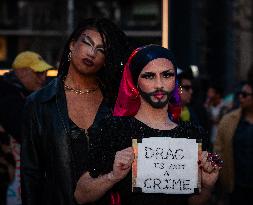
left=178, top=72, right=196, bottom=122
left=74, top=45, right=222, bottom=205
left=0, top=131, right=16, bottom=205
left=177, top=72, right=211, bottom=147
left=0, top=51, right=52, bottom=143
left=0, top=51, right=51, bottom=205
left=214, top=81, right=253, bottom=205
left=0, top=162, right=9, bottom=205
left=20, top=18, right=132, bottom=205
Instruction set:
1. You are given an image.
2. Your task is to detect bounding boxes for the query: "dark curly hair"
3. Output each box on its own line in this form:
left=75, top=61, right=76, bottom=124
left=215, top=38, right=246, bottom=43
left=58, top=18, right=132, bottom=104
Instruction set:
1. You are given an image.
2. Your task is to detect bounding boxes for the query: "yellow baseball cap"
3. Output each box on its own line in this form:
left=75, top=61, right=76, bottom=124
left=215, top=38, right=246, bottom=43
left=12, top=51, right=53, bottom=72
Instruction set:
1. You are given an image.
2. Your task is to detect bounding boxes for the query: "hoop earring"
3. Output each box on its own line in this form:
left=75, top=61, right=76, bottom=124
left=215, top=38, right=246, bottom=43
left=68, top=52, right=72, bottom=62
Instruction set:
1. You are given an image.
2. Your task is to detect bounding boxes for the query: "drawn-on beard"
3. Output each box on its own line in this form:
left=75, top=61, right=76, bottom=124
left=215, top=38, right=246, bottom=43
left=138, top=88, right=171, bottom=109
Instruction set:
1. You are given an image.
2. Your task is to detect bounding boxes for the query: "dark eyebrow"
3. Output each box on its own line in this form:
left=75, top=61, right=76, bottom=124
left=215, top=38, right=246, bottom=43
left=142, top=72, right=155, bottom=75
left=162, top=69, right=175, bottom=73
left=143, top=69, right=174, bottom=75
left=81, top=34, right=104, bottom=48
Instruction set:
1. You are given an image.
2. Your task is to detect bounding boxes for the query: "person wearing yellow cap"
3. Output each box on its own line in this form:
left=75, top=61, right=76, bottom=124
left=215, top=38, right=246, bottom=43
left=0, top=51, right=52, bottom=204
left=11, top=51, right=53, bottom=91
left=0, top=50, right=52, bottom=143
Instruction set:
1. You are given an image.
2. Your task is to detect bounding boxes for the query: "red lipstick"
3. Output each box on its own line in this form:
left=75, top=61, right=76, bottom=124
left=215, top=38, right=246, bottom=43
left=153, top=91, right=165, bottom=100
left=83, top=58, right=94, bottom=66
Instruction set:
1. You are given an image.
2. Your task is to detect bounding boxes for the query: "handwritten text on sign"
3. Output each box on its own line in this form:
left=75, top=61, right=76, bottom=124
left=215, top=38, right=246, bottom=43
left=134, top=137, right=199, bottom=194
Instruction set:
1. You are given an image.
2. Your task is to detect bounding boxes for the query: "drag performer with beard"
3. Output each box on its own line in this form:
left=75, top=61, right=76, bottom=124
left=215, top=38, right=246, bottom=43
left=74, top=45, right=222, bottom=205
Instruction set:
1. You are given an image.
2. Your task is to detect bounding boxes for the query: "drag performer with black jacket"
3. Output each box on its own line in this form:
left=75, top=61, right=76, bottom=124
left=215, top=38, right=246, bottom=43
left=21, top=18, right=131, bottom=205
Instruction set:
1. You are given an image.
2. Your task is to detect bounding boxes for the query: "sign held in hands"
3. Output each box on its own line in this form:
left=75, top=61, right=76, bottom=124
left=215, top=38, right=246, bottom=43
left=132, top=137, right=201, bottom=194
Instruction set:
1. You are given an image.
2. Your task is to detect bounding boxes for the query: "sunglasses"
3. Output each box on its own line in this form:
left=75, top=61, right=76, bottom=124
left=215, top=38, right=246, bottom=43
left=238, top=91, right=253, bottom=98
left=180, top=85, right=193, bottom=91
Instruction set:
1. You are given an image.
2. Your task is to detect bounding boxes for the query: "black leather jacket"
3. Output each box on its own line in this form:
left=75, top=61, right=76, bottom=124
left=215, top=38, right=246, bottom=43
left=21, top=77, right=112, bottom=205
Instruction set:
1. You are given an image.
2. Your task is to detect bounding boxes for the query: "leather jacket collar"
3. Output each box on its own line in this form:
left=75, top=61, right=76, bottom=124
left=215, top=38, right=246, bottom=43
left=33, top=76, right=112, bottom=129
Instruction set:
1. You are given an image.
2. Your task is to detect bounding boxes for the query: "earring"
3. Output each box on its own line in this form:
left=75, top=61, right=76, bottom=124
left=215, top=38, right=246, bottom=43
left=179, top=86, right=183, bottom=94
left=67, top=52, right=72, bottom=62
left=131, top=87, right=139, bottom=98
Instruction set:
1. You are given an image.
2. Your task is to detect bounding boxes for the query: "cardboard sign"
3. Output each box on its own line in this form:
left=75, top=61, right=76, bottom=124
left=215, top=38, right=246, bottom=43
left=132, top=137, right=201, bottom=194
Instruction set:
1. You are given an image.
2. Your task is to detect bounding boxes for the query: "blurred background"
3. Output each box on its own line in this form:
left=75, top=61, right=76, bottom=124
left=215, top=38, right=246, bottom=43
left=0, top=0, right=252, bottom=95
left=1, top=1, right=253, bottom=205
left=0, top=0, right=252, bottom=92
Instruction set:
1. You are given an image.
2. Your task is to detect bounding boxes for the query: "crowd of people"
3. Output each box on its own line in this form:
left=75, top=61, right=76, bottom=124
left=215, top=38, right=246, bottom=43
left=0, top=17, right=252, bottom=205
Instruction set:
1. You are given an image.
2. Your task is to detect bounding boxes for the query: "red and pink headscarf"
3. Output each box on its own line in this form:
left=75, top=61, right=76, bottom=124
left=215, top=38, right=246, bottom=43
left=113, top=44, right=181, bottom=122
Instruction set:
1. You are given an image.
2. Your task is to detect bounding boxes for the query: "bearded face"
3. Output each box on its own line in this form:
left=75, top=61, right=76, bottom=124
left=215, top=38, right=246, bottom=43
left=137, top=58, right=175, bottom=109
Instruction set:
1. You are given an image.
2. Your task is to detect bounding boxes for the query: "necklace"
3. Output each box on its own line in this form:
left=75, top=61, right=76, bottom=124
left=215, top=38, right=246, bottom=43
left=63, top=76, right=99, bottom=94
left=64, top=83, right=99, bottom=94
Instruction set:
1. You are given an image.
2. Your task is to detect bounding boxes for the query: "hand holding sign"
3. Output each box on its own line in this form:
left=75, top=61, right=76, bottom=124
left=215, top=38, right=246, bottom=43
left=199, top=151, right=223, bottom=190
left=109, top=147, right=134, bottom=183
left=132, top=137, right=201, bottom=194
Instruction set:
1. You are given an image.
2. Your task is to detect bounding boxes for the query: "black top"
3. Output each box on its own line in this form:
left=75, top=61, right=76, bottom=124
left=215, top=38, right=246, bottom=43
left=21, top=78, right=113, bottom=205
left=233, top=118, right=253, bottom=188
left=69, top=119, right=89, bottom=186
left=69, top=98, right=114, bottom=186
left=0, top=71, right=31, bottom=143
left=88, top=116, right=207, bottom=205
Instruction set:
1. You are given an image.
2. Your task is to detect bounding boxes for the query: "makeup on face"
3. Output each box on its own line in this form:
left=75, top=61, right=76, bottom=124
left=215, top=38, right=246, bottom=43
left=137, top=58, right=176, bottom=109
left=138, top=65, right=175, bottom=92
left=140, top=69, right=175, bottom=80
left=138, top=88, right=171, bottom=109
left=80, top=33, right=105, bottom=55
left=69, top=29, right=106, bottom=75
